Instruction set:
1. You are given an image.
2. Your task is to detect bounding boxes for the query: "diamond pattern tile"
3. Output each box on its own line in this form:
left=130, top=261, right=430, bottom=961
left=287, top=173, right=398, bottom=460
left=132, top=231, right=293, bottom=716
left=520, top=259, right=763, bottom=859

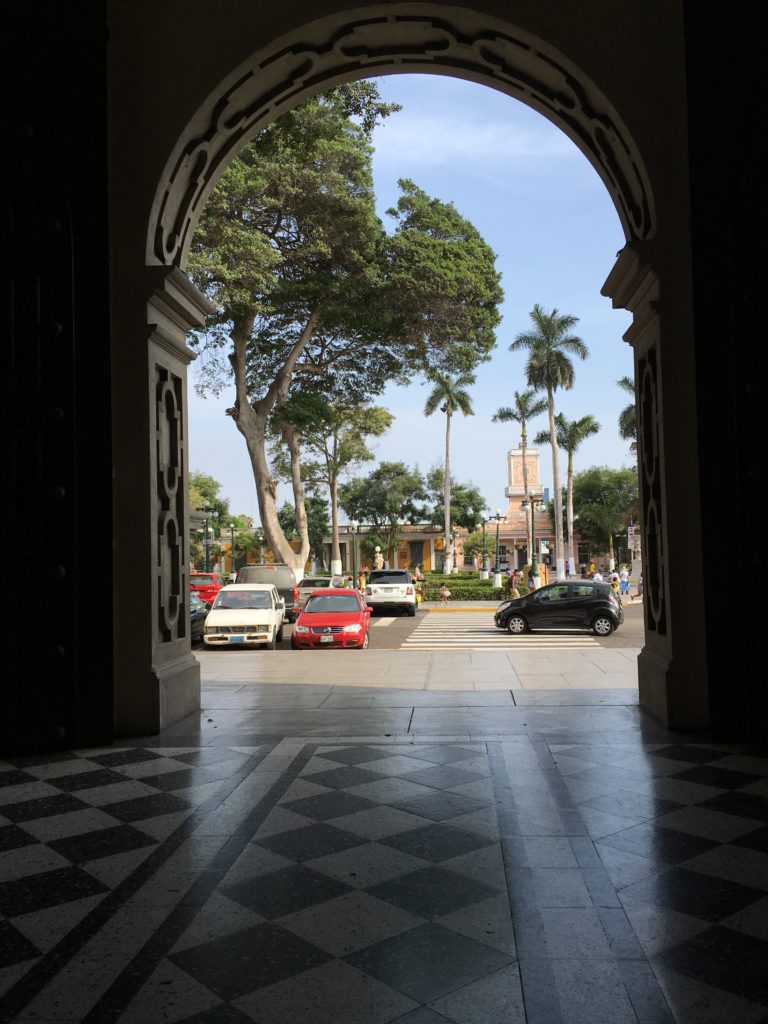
left=223, top=864, right=352, bottom=919
left=379, top=823, right=495, bottom=863
left=369, top=865, right=500, bottom=918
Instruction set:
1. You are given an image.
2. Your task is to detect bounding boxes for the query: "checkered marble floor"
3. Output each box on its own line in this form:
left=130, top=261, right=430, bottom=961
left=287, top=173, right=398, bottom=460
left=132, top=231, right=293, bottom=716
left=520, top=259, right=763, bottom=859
left=1, top=725, right=768, bottom=1023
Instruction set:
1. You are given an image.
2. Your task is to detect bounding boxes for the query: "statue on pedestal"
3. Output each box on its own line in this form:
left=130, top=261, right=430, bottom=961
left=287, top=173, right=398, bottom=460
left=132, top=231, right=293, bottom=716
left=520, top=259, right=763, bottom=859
left=373, top=545, right=385, bottom=570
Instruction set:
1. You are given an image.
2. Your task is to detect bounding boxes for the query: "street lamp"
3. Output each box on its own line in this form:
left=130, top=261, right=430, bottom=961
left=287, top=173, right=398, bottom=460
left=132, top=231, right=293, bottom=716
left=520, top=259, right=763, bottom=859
left=451, top=526, right=458, bottom=574
left=253, top=527, right=264, bottom=563
left=350, top=519, right=359, bottom=587
left=489, top=509, right=504, bottom=587
left=201, top=505, right=212, bottom=572
left=521, top=494, right=545, bottom=588
left=480, top=517, right=489, bottom=579
left=229, top=523, right=237, bottom=578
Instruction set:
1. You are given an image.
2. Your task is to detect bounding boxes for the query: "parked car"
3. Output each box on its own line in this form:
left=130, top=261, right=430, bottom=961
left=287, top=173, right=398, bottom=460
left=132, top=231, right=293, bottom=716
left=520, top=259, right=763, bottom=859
left=365, top=569, right=417, bottom=616
left=291, top=588, right=372, bottom=649
left=296, top=575, right=334, bottom=611
left=235, top=564, right=299, bottom=621
left=189, top=593, right=208, bottom=643
left=189, top=571, right=226, bottom=605
left=203, top=584, right=285, bottom=649
left=494, top=580, right=624, bottom=635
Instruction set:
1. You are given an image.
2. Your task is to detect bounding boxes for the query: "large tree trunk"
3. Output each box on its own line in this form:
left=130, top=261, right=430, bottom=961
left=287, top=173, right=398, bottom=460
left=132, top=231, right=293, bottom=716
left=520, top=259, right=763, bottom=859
left=330, top=474, right=341, bottom=574
left=521, top=421, right=531, bottom=565
left=227, top=306, right=320, bottom=573
left=566, top=451, right=575, bottom=575
left=443, top=409, right=453, bottom=574
left=547, top=386, right=566, bottom=579
left=277, top=416, right=310, bottom=571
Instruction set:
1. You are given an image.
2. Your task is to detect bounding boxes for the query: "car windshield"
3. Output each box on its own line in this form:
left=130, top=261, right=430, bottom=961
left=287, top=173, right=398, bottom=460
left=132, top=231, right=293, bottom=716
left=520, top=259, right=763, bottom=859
left=192, top=575, right=216, bottom=586
left=304, top=595, right=361, bottom=614
left=213, top=591, right=272, bottom=610
left=368, top=572, right=409, bottom=584
left=299, top=578, right=331, bottom=589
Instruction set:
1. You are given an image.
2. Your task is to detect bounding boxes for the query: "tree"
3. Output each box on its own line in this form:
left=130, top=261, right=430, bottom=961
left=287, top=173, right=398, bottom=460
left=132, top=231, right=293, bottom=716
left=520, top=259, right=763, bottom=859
left=492, top=389, right=547, bottom=562
left=462, top=529, right=495, bottom=564
left=423, top=372, right=475, bottom=573
left=270, top=396, right=393, bottom=573
left=617, top=376, right=637, bottom=451
left=571, top=466, right=639, bottom=566
left=278, top=497, right=330, bottom=568
left=338, top=462, right=428, bottom=565
left=510, top=305, right=588, bottom=578
left=189, top=93, right=502, bottom=574
left=426, top=468, right=487, bottom=532
left=188, top=472, right=230, bottom=568
left=535, top=413, right=600, bottom=573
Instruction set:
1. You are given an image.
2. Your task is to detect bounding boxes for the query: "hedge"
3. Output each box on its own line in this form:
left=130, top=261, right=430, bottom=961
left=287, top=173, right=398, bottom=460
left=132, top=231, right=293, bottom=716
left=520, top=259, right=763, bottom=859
left=421, top=585, right=509, bottom=601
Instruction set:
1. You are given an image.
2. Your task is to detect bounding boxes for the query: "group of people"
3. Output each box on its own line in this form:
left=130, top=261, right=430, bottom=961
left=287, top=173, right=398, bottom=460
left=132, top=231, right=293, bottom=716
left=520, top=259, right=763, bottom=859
left=580, top=562, right=643, bottom=601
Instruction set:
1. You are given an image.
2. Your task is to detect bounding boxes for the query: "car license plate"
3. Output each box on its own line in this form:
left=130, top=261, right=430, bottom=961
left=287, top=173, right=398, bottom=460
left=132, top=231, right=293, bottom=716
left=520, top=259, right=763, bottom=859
left=320, top=635, right=334, bottom=643
left=230, top=635, right=244, bottom=643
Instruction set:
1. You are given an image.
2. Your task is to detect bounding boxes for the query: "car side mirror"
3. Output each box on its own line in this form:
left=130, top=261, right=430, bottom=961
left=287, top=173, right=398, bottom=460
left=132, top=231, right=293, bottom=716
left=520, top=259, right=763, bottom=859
left=366, top=605, right=374, bottom=612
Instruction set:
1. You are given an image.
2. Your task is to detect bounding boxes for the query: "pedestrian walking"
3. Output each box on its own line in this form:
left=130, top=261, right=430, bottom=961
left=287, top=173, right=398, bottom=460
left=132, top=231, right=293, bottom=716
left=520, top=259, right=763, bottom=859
left=439, top=583, right=451, bottom=604
left=619, top=565, right=630, bottom=598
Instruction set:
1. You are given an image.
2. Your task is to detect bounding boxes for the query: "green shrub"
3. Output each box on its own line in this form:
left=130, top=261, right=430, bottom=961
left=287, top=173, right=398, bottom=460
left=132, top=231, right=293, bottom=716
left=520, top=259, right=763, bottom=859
left=422, top=585, right=507, bottom=601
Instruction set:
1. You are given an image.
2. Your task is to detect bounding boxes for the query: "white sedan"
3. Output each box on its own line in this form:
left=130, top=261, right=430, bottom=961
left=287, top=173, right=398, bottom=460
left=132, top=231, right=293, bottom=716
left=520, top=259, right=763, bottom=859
left=203, top=584, right=285, bottom=649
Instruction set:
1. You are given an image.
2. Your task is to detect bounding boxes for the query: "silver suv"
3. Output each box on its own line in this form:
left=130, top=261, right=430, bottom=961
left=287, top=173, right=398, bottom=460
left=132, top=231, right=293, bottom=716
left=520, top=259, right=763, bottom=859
left=365, top=570, right=417, bottom=616
left=235, top=564, right=299, bottom=621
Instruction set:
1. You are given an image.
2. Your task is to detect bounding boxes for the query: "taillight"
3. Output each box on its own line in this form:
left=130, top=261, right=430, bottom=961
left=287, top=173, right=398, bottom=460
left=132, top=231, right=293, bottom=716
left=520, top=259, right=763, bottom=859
left=406, top=586, right=414, bottom=595
left=293, top=586, right=299, bottom=603
left=366, top=586, right=372, bottom=595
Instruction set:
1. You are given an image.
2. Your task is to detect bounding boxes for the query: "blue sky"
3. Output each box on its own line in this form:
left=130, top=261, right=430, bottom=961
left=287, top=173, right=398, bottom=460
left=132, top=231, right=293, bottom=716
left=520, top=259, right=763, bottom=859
left=188, top=74, right=633, bottom=522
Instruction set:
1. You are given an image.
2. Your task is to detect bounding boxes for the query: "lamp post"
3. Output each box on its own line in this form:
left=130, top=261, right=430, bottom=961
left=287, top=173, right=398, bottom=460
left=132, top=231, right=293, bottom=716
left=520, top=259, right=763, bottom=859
left=521, top=494, right=545, bottom=588
left=350, top=519, right=359, bottom=588
left=253, top=528, right=264, bottom=564
left=451, top=526, right=458, bottom=574
left=229, top=523, right=236, bottom=578
left=489, top=509, right=504, bottom=588
left=202, top=505, right=212, bottom=572
left=480, top=518, right=489, bottom=579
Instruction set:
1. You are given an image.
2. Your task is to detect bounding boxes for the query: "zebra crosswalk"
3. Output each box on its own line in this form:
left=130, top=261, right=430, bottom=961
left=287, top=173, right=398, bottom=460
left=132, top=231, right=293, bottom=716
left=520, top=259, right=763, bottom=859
left=400, top=611, right=601, bottom=650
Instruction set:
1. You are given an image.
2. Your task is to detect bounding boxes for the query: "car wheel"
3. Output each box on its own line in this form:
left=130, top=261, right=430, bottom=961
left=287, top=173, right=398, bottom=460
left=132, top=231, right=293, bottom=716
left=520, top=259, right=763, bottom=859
left=277, top=626, right=284, bottom=643
left=359, top=632, right=369, bottom=649
left=506, top=615, right=527, bottom=635
left=592, top=615, right=614, bottom=636
left=407, top=605, right=416, bottom=616
left=266, top=631, right=278, bottom=650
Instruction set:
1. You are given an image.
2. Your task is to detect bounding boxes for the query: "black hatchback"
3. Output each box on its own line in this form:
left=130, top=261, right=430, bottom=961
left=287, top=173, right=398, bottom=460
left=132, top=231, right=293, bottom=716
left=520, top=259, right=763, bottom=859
left=494, top=580, right=624, bottom=636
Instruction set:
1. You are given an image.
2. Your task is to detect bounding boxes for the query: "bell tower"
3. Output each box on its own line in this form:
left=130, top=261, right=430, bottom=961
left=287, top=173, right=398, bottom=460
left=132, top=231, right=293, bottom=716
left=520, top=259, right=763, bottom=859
left=505, top=447, right=542, bottom=499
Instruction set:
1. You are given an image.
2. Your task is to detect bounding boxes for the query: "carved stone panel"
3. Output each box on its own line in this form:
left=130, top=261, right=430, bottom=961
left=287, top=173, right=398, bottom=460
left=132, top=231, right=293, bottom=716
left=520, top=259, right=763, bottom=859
left=155, top=368, right=186, bottom=643
left=637, top=348, right=666, bottom=635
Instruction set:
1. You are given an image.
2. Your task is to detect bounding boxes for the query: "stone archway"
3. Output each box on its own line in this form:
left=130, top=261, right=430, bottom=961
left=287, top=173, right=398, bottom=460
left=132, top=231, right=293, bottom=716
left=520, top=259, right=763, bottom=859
left=136, top=4, right=700, bottom=736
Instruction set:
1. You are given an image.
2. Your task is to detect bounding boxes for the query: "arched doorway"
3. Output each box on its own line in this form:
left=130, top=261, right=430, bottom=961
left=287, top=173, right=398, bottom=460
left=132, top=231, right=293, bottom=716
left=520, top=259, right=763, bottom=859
left=125, top=5, right=703, bottom=738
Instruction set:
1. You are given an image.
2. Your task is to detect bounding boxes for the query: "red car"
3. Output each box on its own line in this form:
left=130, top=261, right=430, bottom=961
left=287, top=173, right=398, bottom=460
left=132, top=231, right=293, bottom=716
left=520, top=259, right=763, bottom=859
left=189, top=572, right=226, bottom=606
left=291, top=588, right=372, bottom=650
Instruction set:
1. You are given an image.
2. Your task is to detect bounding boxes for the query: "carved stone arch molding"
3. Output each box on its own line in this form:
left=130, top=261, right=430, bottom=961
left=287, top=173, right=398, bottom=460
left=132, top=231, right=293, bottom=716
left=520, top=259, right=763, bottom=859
left=148, top=4, right=656, bottom=268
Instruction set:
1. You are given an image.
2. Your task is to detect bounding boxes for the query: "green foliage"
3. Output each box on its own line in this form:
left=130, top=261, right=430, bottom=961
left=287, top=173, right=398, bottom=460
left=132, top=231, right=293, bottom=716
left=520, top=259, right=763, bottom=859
left=421, top=582, right=507, bottom=601
left=426, top=468, right=486, bottom=532
left=617, top=376, right=637, bottom=450
left=189, top=471, right=230, bottom=522
left=534, top=413, right=601, bottom=455
left=572, top=466, right=639, bottom=547
left=493, top=389, right=548, bottom=438
left=278, top=497, right=330, bottom=562
left=461, top=529, right=496, bottom=559
left=339, top=462, right=427, bottom=558
left=510, top=305, right=588, bottom=394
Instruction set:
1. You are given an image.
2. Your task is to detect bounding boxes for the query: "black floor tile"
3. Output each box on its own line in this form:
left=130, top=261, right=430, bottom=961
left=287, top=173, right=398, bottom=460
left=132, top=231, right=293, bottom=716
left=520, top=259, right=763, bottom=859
left=0, top=920, right=41, bottom=968
left=174, top=749, right=253, bottom=767
left=282, top=790, right=377, bottom=821
left=649, top=745, right=732, bottom=764
left=319, top=745, right=392, bottom=765
left=733, top=824, right=768, bottom=853
left=392, top=791, right=488, bottom=822
left=304, top=765, right=384, bottom=790
left=1, top=792, right=89, bottom=823
left=656, top=925, right=768, bottom=1004
left=48, top=824, right=157, bottom=864
left=100, top=792, right=191, bottom=822
left=348, top=922, right=511, bottom=1003
left=579, top=790, right=684, bottom=821
left=48, top=768, right=127, bottom=792
left=0, top=866, right=108, bottom=916
left=402, top=765, right=484, bottom=790
left=5, top=752, right=79, bottom=768
left=598, top=822, right=718, bottom=864
left=671, top=765, right=762, bottom=790
left=175, top=1005, right=254, bottom=1024
left=0, top=769, right=34, bottom=788
left=379, top=823, right=494, bottom=863
left=620, top=866, right=765, bottom=922
left=393, top=1010, right=453, bottom=1024
left=170, top=923, right=331, bottom=1000
left=255, top=822, right=367, bottom=862
left=136, top=768, right=224, bottom=792
left=698, top=792, right=768, bottom=822
left=90, top=748, right=163, bottom=767
left=0, top=824, right=39, bottom=852
left=368, top=865, right=498, bottom=918
left=223, top=864, right=352, bottom=919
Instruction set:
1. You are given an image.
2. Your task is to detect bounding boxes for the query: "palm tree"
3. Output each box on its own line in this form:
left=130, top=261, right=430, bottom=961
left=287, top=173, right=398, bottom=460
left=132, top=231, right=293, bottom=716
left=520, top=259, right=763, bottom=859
left=510, top=305, right=588, bottom=578
left=493, top=389, right=547, bottom=564
left=617, top=376, right=637, bottom=451
left=535, top=413, right=600, bottom=573
left=424, top=371, right=475, bottom=573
